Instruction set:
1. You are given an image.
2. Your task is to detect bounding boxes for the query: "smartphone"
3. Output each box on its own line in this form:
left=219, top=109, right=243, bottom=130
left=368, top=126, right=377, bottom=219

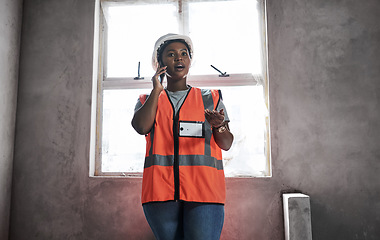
left=158, top=61, right=165, bottom=84
left=159, top=73, right=165, bottom=84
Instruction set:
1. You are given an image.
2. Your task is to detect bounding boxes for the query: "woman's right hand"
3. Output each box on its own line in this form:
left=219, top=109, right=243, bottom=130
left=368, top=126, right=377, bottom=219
left=132, top=65, right=167, bottom=135
left=152, top=66, right=167, bottom=91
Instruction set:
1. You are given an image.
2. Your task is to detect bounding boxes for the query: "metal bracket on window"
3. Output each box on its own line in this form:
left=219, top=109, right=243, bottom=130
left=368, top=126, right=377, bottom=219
left=134, top=61, right=144, bottom=80
left=210, top=65, right=229, bottom=77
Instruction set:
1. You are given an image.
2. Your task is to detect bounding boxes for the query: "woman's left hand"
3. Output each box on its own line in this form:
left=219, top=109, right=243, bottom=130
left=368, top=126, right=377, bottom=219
left=205, top=108, right=233, bottom=150
left=205, top=109, right=225, bottom=128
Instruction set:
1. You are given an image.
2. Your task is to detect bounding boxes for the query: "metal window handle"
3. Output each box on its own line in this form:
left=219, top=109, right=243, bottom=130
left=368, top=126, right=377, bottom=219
left=134, top=61, right=144, bottom=80
left=211, top=65, right=229, bottom=77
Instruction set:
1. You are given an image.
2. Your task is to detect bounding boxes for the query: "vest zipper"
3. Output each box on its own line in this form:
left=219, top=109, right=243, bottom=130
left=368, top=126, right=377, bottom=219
left=173, top=113, right=180, bottom=201
left=165, top=87, right=192, bottom=201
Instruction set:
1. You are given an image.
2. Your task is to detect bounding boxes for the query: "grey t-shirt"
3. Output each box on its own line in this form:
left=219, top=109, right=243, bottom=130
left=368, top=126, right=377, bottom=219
left=134, top=88, right=229, bottom=122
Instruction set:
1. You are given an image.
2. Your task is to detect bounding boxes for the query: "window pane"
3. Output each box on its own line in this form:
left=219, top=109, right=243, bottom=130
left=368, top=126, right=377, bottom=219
left=105, top=0, right=263, bottom=78
left=102, top=89, right=149, bottom=172
left=188, top=0, right=262, bottom=76
left=218, top=85, right=268, bottom=177
left=106, top=4, right=179, bottom=78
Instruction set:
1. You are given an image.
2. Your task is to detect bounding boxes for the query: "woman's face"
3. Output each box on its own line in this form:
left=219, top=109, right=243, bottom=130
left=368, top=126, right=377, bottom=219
left=161, top=42, right=191, bottom=80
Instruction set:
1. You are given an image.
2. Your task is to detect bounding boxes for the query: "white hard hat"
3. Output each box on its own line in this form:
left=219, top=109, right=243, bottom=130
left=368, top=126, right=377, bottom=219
left=152, top=33, right=194, bottom=71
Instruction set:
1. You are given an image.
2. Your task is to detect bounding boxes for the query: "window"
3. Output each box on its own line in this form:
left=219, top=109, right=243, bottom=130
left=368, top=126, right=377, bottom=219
left=92, top=0, right=270, bottom=177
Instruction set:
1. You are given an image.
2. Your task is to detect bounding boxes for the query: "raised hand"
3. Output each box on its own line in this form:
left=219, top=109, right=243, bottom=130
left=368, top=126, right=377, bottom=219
left=205, top=109, right=225, bottom=128
left=152, top=66, right=167, bottom=91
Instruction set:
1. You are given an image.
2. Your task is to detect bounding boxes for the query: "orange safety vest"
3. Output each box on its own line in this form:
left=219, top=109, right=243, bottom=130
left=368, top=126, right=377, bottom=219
left=139, top=87, right=225, bottom=204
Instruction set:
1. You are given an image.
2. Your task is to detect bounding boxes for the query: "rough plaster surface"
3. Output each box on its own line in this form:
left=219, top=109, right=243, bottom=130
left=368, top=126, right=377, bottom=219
left=268, top=0, right=380, bottom=239
left=0, top=0, right=22, bottom=239
left=10, top=0, right=380, bottom=239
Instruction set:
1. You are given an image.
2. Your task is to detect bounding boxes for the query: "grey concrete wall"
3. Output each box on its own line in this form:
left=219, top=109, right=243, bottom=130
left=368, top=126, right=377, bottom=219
left=0, top=0, right=23, bottom=239
left=9, top=0, right=380, bottom=240
left=268, top=0, right=380, bottom=239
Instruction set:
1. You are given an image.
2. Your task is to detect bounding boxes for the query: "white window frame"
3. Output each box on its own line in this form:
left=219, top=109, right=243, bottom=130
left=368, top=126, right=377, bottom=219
left=90, top=0, right=271, bottom=177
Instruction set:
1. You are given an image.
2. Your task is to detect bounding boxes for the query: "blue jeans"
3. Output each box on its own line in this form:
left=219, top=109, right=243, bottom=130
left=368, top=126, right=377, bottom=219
left=143, top=201, right=224, bottom=240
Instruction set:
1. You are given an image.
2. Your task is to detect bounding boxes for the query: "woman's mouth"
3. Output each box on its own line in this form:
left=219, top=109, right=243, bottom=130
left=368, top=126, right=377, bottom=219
left=174, top=64, right=185, bottom=71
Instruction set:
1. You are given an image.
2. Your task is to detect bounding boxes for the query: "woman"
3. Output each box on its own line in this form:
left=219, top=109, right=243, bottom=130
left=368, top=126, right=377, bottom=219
left=132, top=33, right=234, bottom=240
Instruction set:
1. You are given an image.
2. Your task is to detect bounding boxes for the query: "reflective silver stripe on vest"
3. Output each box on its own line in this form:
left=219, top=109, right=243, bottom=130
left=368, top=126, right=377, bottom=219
left=201, top=89, right=217, bottom=157
left=201, top=89, right=215, bottom=111
left=144, top=154, right=223, bottom=170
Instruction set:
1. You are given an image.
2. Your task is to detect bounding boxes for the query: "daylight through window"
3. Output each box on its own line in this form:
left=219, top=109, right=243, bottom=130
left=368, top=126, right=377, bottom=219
left=95, top=0, right=270, bottom=177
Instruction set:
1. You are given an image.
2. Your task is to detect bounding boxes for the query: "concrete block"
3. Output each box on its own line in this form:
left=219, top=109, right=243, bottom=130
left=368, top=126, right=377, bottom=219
left=283, top=193, right=312, bottom=240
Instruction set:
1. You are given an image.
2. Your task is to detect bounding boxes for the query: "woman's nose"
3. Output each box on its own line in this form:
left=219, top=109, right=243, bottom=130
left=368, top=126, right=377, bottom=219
left=175, top=54, right=182, bottom=61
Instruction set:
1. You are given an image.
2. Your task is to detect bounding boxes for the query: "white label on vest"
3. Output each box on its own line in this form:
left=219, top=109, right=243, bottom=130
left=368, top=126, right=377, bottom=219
left=179, top=121, right=204, bottom=138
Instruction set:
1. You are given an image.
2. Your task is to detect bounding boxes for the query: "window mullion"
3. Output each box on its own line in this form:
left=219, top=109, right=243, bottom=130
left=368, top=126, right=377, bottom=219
left=179, top=0, right=190, bottom=35
left=102, top=73, right=259, bottom=90
left=95, top=5, right=107, bottom=176
left=101, top=4, right=109, bottom=79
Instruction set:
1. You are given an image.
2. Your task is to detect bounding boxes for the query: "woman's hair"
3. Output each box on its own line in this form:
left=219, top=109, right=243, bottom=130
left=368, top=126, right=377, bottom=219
left=156, top=39, right=192, bottom=67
